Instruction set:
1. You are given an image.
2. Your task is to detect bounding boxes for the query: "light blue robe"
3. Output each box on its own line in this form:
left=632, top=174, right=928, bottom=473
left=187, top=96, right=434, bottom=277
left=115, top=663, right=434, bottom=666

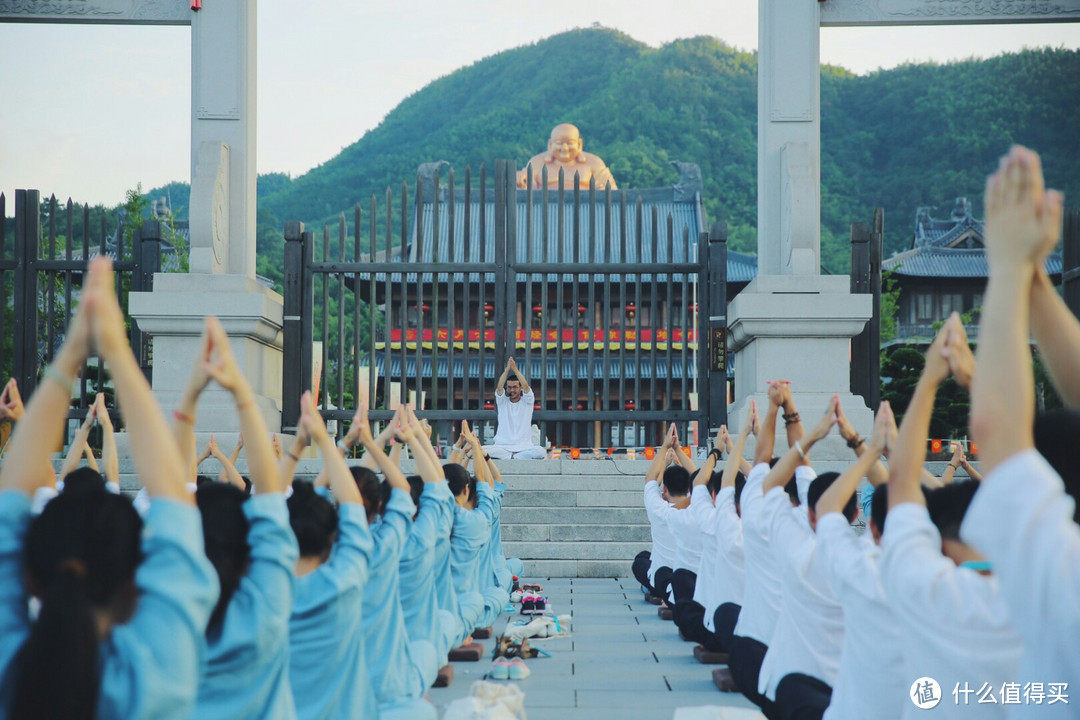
left=288, top=503, right=374, bottom=720
left=0, top=491, right=218, bottom=720
left=196, top=494, right=299, bottom=720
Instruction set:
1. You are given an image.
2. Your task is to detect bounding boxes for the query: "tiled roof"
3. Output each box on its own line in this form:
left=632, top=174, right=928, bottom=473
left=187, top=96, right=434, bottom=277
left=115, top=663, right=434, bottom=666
left=727, top=250, right=757, bottom=284
left=885, top=246, right=1062, bottom=278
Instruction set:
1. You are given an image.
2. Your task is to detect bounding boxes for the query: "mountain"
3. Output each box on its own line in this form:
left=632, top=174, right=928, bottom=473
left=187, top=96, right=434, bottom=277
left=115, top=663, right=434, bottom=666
left=144, top=28, right=1080, bottom=283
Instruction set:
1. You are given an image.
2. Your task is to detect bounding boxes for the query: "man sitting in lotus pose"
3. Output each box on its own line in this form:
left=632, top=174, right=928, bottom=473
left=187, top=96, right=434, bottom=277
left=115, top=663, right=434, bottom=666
left=483, top=358, right=547, bottom=460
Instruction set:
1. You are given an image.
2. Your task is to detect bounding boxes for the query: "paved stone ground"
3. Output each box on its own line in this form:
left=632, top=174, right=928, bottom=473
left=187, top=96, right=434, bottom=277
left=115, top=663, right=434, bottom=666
left=429, top=577, right=765, bottom=720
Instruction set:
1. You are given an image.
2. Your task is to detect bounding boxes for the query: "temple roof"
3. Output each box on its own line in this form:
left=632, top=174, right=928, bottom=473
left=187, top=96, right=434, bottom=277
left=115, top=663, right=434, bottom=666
left=884, top=245, right=1061, bottom=278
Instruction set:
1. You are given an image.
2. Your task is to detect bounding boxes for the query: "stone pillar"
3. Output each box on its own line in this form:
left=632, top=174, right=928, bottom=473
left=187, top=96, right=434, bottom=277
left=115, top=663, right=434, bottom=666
left=727, top=1, right=872, bottom=456
left=129, top=0, right=283, bottom=436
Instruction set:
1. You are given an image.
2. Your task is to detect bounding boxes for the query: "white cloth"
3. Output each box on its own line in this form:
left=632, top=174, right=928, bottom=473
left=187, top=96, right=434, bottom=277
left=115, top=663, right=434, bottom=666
left=666, top=495, right=704, bottom=573
left=484, top=445, right=546, bottom=460
left=732, top=462, right=784, bottom=644
left=961, top=450, right=1079, bottom=719
left=816, top=512, right=906, bottom=720
left=881, top=503, right=1022, bottom=719
left=690, top=485, right=744, bottom=630
left=757, top=486, right=844, bottom=700
left=643, top=480, right=678, bottom=584
left=491, top=389, right=536, bottom=450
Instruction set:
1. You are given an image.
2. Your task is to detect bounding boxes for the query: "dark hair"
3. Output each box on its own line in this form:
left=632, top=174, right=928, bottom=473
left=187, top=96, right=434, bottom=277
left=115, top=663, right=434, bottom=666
left=444, top=463, right=470, bottom=498
left=287, top=480, right=337, bottom=559
left=196, top=483, right=250, bottom=633
left=870, top=484, right=888, bottom=534
left=505, top=374, right=521, bottom=386
left=1034, top=411, right=1080, bottom=524
left=349, top=466, right=382, bottom=516
left=468, top=475, right=478, bottom=509
left=378, top=479, right=392, bottom=513
left=195, top=474, right=215, bottom=489
left=406, top=475, right=424, bottom=507
left=16, top=483, right=143, bottom=719
left=663, top=466, right=691, bottom=497
left=925, top=481, right=979, bottom=542
left=769, top=457, right=800, bottom=505
left=707, top=471, right=723, bottom=496
left=807, top=472, right=856, bottom=522
left=60, top=467, right=107, bottom=494
left=734, top=472, right=746, bottom=507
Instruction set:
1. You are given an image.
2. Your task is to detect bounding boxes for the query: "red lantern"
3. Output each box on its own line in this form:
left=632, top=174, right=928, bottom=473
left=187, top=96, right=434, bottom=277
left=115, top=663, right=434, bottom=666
left=569, top=448, right=581, bottom=460
left=931, top=439, right=943, bottom=454
left=577, top=304, right=587, bottom=315
left=532, top=303, right=543, bottom=315
left=625, top=302, right=636, bottom=319
left=534, top=402, right=541, bottom=410
left=190, top=0, right=202, bottom=9
left=644, top=446, right=655, bottom=460
left=625, top=400, right=635, bottom=411
left=484, top=401, right=495, bottom=410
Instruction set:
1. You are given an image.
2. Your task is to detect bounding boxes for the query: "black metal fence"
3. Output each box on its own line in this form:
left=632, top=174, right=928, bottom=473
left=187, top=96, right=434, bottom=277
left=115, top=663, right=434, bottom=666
left=282, top=160, right=728, bottom=450
left=0, top=190, right=161, bottom=438
left=850, top=208, right=883, bottom=411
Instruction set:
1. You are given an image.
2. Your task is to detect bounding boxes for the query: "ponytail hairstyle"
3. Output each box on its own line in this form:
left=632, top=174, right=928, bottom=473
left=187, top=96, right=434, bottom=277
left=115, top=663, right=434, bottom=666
left=349, top=466, right=382, bottom=522
left=15, top=482, right=142, bottom=720
left=287, top=480, right=337, bottom=560
left=196, top=483, right=250, bottom=633
left=406, top=474, right=424, bottom=508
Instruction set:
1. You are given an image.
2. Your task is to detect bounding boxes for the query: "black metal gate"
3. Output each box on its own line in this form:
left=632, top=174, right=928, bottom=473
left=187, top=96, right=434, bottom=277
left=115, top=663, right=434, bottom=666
left=282, top=161, right=727, bottom=451
left=0, top=190, right=161, bottom=436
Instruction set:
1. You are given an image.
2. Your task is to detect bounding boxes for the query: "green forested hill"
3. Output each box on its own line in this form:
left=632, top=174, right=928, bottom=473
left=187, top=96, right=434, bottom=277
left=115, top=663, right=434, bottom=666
left=146, top=28, right=1079, bottom=285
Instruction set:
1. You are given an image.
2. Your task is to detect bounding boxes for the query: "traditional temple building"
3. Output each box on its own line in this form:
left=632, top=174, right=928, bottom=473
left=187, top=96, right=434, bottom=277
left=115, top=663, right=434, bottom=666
left=883, top=197, right=1061, bottom=344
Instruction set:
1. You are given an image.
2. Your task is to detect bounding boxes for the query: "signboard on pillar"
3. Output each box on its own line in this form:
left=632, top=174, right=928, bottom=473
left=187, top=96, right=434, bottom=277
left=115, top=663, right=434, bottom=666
left=821, top=0, right=1080, bottom=26
left=0, top=0, right=190, bottom=25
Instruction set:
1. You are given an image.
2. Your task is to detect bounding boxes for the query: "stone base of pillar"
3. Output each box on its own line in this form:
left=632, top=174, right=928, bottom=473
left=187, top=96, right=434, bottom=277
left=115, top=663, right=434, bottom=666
left=726, top=274, right=873, bottom=461
left=128, top=273, right=284, bottom=440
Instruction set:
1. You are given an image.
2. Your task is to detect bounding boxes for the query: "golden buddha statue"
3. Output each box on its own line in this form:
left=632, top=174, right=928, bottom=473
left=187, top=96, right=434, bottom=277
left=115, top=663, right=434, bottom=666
left=516, top=123, right=618, bottom=190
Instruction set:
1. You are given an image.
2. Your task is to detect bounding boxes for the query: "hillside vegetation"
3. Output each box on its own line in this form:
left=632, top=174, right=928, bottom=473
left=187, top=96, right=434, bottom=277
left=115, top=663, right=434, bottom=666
left=142, top=28, right=1079, bottom=287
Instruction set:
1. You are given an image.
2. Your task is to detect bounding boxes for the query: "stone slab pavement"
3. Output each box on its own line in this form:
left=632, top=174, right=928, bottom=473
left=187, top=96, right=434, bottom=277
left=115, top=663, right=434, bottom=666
left=428, top=577, right=765, bottom=720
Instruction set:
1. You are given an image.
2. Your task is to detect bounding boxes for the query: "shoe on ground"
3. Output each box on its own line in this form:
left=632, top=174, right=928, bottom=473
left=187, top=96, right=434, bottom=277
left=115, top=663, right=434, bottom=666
left=490, top=657, right=510, bottom=680
left=508, top=658, right=531, bottom=680
left=510, top=590, right=523, bottom=603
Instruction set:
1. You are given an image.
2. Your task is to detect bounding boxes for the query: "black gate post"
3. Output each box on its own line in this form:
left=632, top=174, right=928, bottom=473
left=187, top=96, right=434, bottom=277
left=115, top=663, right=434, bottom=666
left=13, top=190, right=40, bottom=398
left=132, top=219, right=162, bottom=382
left=701, top=221, right=727, bottom=437
left=850, top=209, right=882, bottom=411
left=1063, top=207, right=1080, bottom=319
left=493, top=160, right=508, bottom=383
left=282, top=222, right=312, bottom=432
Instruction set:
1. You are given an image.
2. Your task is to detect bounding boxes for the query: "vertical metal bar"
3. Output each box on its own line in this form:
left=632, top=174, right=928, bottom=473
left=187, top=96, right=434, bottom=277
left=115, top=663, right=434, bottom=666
left=96, top=209, right=107, bottom=395
left=431, top=168, right=441, bottom=412
left=1065, top=207, right=1080, bottom=319
left=13, top=190, right=40, bottom=399
left=64, top=200, right=73, bottom=348
left=366, top=199, right=375, bottom=413
left=678, top=226, right=690, bottom=443
left=586, top=178, right=597, bottom=449
left=850, top=221, right=871, bottom=405
left=446, top=167, right=456, bottom=426
left=633, top=195, right=643, bottom=448
left=571, top=174, right=581, bottom=447
left=869, top=208, right=883, bottom=411
left=321, top=226, right=330, bottom=411
left=301, top=230, right=315, bottom=415
left=0, top=193, right=6, bottom=381
left=478, top=163, right=487, bottom=422
left=463, top=167, right=472, bottom=412
left=706, top=222, right=728, bottom=432
left=337, top=215, right=346, bottom=424
left=383, top=190, right=393, bottom=413
left=665, top=214, right=675, bottom=437
left=399, top=182, right=408, bottom=409
left=281, top=221, right=305, bottom=429
left=524, top=165, right=534, bottom=399
left=540, top=166, right=549, bottom=443
left=414, top=174, right=424, bottom=411
left=81, top=206, right=91, bottom=404
left=46, top=195, right=56, bottom=367
left=493, top=160, right=507, bottom=421
left=602, top=185, right=613, bottom=447
left=555, top=169, right=565, bottom=444
left=504, top=161, right=518, bottom=416
left=354, top=204, right=362, bottom=412
left=618, top=191, right=627, bottom=447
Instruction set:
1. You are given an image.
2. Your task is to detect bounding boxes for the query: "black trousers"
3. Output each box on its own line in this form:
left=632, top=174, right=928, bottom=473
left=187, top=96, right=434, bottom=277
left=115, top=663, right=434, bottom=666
left=632, top=550, right=654, bottom=594
left=774, top=673, right=833, bottom=720
left=711, top=602, right=741, bottom=654
left=670, top=568, right=698, bottom=604
left=653, top=566, right=674, bottom=602
left=672, top=599, right=712, bottom=648
left=729, top=635, right=776, bottom=718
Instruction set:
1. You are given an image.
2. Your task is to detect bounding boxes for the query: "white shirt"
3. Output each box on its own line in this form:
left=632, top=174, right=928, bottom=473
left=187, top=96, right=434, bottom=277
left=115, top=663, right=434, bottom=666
left=690, top=485, right=745, bottom=630
left=816, top=512, right=905, bottom=720
left=665, top=495, right=704, bottom=573
left=492, top=388, right=536, bottom=450
left=757, top=486, right=844, bottom=700
left=961, top=450, right=1079, bottom=719
left=881, top=503, right=1022, bottom=720
left=733, top=462, right=784, bottom=645
left=643, top=480, right=677, bottom=584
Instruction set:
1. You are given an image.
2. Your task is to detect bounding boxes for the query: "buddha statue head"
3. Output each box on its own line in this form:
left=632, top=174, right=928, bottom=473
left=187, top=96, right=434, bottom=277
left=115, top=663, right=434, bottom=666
left=547, top=123, right=586, bottom=165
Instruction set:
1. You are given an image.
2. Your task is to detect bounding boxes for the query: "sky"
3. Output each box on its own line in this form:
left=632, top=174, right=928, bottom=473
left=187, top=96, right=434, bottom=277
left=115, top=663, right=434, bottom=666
left=1, top=1, right=1078, bottom=208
